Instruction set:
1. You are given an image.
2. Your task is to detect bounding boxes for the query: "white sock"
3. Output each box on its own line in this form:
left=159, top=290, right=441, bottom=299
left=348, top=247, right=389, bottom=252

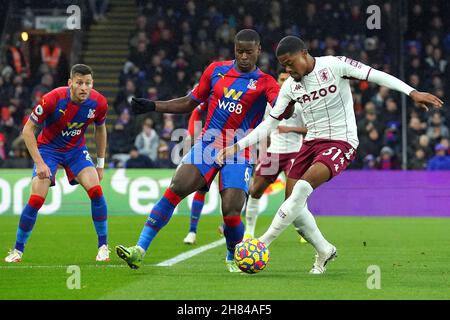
left=259, top=180, right=313, bottom=247
left=244, top=196, right=260, bottom=237
left=292, top=204, right=332, bottom=255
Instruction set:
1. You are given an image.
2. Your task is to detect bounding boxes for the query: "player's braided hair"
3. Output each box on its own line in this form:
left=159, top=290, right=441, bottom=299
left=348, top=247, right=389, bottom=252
left=276, top=36, right=307, bottom=57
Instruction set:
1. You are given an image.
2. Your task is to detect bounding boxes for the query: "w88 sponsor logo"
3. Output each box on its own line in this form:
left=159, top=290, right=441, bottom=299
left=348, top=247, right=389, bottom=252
left=62, top=129, right=82, bottom=137
left=218, top=99, right=243, bottom=114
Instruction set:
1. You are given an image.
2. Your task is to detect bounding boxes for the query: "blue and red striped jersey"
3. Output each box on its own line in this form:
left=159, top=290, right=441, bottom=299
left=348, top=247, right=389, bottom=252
left=189, top=60, right=279, bottom=152
left=29, top=87, right=108, bottom=151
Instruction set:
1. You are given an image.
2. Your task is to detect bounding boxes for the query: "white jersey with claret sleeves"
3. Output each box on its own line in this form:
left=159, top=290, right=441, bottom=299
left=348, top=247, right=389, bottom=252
left=269, top=56, right=373, bottom=149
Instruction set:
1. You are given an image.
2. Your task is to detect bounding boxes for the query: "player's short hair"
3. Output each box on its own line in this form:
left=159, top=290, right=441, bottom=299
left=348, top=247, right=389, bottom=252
left=234, top=29, right=260, bottom=44
left=276, top=36, right=307, bottom=57
left=70, top=64, right=93, bottom=78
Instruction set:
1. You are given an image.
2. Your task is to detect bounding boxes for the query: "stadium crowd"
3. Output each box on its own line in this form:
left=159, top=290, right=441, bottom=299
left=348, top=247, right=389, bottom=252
left=0, top=0, right=449, bottom=169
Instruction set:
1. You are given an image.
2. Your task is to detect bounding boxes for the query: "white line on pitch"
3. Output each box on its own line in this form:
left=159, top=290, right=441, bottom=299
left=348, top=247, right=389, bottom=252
left=0, top=238, right=226, bottom=269
left=0, top=264, right=132, bottom=269
left=155, top=238, right=226, bottom=267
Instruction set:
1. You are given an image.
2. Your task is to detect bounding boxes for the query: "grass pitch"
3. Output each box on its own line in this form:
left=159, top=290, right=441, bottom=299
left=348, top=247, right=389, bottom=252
left=0, top=215, right=449, bottom=300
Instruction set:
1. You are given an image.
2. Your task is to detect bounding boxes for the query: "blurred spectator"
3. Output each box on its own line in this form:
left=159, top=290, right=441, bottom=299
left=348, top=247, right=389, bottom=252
left=156, top=141, right=176, bottom=168
left=134, top=118, right=159, bottom=162
left=409, top=148, right=428, bottom=170
left=30, top=73, right=53, bottom=106
left=114, top=79, right=137, bottom=115
left=89, top=0, right=109, bottom=22
left=0, top=132, right=6, bottom=160
left=40, top=38, right=62, bottom=75
left=362, top=154, right=377, bottom=170
left=125, top=147, right=154, bottom=168
left=427, top=144, right=450, bottom=170
left=377, top=146, right=400, bottom=170
left=108, top=109, right=135, bottom=166
left=6, top=41, right=30, bottom=79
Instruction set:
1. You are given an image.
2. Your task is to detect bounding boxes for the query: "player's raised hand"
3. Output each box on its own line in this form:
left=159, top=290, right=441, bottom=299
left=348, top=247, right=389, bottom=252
left=36, top=162, right=51, bottom=179
left=410, top=90, right=444, bottom=112
left=130, top=97, right=156, bottom=115
left=215, top=145, right=239, bottom=167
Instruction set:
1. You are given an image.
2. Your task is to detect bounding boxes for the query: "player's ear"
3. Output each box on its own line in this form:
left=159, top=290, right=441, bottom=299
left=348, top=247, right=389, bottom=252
left=68, top=78, right=72, bottom=86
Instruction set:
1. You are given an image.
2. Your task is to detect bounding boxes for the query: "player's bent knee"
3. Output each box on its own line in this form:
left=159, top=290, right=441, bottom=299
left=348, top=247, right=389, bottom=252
left=223, top=215, right=242, bottom=227
left=288, top=180, right=314, bottom=208
left=87, top=185, right=103, bottom=199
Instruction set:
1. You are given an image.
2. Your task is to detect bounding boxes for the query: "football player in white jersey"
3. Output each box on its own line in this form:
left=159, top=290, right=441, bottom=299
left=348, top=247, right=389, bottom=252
left=244, top=72, right=308, bottom=241
left=217, top=36, right=443, bottom=274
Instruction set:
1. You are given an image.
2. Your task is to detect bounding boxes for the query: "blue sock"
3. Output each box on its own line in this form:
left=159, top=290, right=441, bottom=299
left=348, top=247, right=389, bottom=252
left=15, top=195, right=45, bottom=252
left=189, top=192, right=205, bottom=233
left=223, top=215, right=245, bottom=261
left=137, top=188, right=181, bottom=251
left=88, top=186, right=108, bottom=248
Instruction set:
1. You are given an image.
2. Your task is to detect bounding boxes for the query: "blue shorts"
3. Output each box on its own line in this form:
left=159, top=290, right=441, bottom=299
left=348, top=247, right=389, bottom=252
left=32, top=145, right=95, bottom=186
left=181, top=141, right=253, bottom=193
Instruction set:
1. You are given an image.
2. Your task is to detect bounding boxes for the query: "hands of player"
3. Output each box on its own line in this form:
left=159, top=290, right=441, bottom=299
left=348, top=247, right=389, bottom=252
left=96, top=168, right=104, bottom=181
left=216, top=145, right=239, bottom=167
left=36, top=162, right=51, bottom=179
left=130, top=97, right=156, bottom=115
left=410, top=91, right=444, bottom=112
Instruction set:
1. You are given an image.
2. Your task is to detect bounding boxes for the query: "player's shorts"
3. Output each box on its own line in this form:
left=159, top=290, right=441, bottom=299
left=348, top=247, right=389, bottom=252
left=32, top=145, right=95, bottom=187
left=181, top=141, right=253, bottom=193
left=288, top=139, right=356, bottom=180
left=254, top=152, right=298, bottom=183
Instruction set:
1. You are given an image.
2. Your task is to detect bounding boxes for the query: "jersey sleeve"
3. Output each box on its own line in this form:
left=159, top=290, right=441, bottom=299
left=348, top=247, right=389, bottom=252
left=264, top=75, right=280, bottom=107
left=29, top=91, right=58, bottom=125
left=95, top=96, right=108, bottom=126
left=268, top=78, right=295, bottom=120
left=332, top=56, right=372, bottom=81
left=187, top=103, right=206, bottom=137
left=189, top=62, right=216, bottom=103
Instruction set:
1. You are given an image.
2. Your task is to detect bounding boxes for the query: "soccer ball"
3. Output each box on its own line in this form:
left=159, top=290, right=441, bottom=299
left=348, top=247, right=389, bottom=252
left=234, top=238, right=270, bottom=274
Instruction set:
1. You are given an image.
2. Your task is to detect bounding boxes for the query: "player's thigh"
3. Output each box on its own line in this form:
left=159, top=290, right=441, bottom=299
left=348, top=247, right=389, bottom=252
left=30, top=176, right=52, bottom=198
left=170, top=163, right=207, bottom=198
left=76, top=166, right=100, bottom=191
left=220, top=188, right=247, bottom=216
left=249, top=175, right=273, bottom=199
left=300, top=162, right=331, bottom=189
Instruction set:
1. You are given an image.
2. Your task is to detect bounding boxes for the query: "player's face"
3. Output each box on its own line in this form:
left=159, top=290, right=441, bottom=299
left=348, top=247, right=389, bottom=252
left=234, top=41, right=261, bottom=72
left=277, top=72, right=289, bottom=86
left=278, top=50, right=309, bottom=81
left=68, top=73, right=93, bottom=103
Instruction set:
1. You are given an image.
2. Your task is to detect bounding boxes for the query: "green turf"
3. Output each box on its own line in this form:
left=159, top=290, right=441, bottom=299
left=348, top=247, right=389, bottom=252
left=0, top=215, right=449, bottom=299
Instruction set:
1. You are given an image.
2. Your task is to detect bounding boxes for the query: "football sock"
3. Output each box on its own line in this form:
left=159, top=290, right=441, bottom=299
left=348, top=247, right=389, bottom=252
left=189, top=191, right=205, bottom=233
left=259, top=180, right=313, bottom=247
left=88, top=186, right=108, bottom=248
left=137, top=188, right=181, bottom=251
left=244, top=195, right=260, bottom=237
left=15, top=195, right=45, bottom=252
left=292, top=204, right=332, bottom=255
left=223, top=215, right=244, bottom=261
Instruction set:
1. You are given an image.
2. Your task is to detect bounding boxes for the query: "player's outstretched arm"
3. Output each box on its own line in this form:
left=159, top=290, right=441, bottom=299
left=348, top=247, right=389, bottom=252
left=367, top=69, right=444, bottom=111
left=131, top=95, right=199, bottom=115
left=277, top=126, right=308, bottom=135
left=216, top=116, right=280, bottom=166
left=22, top=120, right=51, bottom=179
